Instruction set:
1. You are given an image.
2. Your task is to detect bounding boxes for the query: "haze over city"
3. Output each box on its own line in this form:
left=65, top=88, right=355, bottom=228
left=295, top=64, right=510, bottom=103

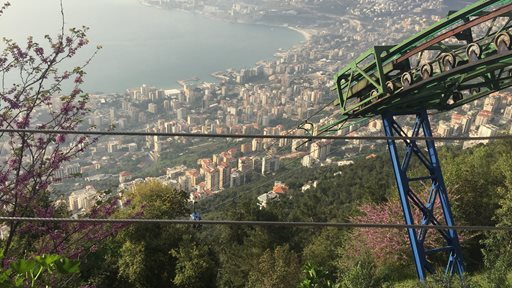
left=0, top=0, right=511, bottom=287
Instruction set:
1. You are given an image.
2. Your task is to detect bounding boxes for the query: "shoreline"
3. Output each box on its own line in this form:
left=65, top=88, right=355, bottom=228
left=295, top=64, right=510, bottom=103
left=139, top=0, right=313, bottom=45
left=133, top=0, right=313, bottom=90
left=285, top=26, right=313, bottom=42
left=243, top=20, right=313, bottom=43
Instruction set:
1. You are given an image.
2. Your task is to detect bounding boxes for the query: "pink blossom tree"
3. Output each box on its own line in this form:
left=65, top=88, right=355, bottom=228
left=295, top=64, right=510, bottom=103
left=0, top=0, right=120, bottom=263
left=345, top=196, right=446, bottom=267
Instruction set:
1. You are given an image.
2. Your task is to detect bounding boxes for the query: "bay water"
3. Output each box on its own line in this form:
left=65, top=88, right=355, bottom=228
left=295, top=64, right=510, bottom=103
left=0, top=0, right=303, bottom=93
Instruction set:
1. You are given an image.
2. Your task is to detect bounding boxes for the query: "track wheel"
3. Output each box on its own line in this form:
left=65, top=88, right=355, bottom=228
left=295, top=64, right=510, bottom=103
left=495, top=32, right=511, bottom=54
left=420, top=63, right=433, bottom=80
left=470, top=87, right=481, bottom=95
left=441, top=53, right=456, bottom=72
left=466, top=43, right=481, bottom=62
left=401, top=72, right=413, bottom=88
left=452, top=91, right=463, bottom=103
left=385, top=81, right=396, bottom=94
left=370, top=89, right=379, bottom=103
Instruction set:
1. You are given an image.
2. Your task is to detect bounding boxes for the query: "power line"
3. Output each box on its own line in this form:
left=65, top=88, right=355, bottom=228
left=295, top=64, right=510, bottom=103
left=1, top=128, right=511, bottom=141
left=204, top=129, right=364, bottom=213
left=200, top=118, right=368, bottom=213
left=263, top=99, right=337, bottom=153
left=0, top=216, right=510, bottom=232
left=199, top=149, right=342, bottom=213
left=201, top=120, right=368, bottom=213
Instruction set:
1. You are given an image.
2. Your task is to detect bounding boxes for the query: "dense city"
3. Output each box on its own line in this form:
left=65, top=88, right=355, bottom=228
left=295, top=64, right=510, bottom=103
left=1, top=0, right=506, bottom=217
left=3, top=0, right=512, bottom=286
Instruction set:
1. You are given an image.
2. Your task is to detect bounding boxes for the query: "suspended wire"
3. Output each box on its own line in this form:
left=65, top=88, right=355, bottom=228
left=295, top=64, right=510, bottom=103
left=262, top=99, right=338, bottom=154
left=262, top=99, right=343, bottom=155
left=201, top=121, right=368, bottom=213
left=0, top=216, right=511, bottom=232
left=1, top=128, right=511, bottom=141
left=202, top=125, right=367, bottom=213
left=306, top=99, right=338, bottom=120
left=184, top=107, right=341, bottom=212
left=199, top=114, right=367, bottom=213
left=202, top=145, right=343, bottom=213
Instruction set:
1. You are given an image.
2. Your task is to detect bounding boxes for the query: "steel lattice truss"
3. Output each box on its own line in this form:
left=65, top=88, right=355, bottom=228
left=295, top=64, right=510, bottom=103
left=321, top=0, right=512, bottom=133
left=323, top=0, right=512, bottom=282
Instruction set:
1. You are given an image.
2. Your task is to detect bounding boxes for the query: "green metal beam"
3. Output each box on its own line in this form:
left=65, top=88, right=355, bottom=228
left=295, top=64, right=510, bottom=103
left=321, top=1, right=512, bottom=137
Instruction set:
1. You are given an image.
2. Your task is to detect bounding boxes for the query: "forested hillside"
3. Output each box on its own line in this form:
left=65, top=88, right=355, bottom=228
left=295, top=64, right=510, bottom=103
left=68, top=140, right=512, bottom=287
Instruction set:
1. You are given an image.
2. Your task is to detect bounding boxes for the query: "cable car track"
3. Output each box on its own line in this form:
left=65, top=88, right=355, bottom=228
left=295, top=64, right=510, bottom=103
left=315, top=0, right=512, bottom=135
left=354, top=48, right=512, bottom=117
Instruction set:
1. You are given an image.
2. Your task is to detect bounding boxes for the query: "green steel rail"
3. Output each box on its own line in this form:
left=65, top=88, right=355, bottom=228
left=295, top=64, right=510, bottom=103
left=317, top=0, right=512, bottom=134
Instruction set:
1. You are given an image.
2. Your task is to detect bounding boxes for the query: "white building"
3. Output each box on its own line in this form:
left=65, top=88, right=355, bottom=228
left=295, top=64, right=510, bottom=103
left=261, top=156, right=280, bottom=175
left=302, top=155, right=316, bottom=168
left=0, top=225, right=9, bottom=241
left=257, top=192, right=279, bottom=209
left=68, top=186, right=99, bottom=213
left=478, top=124, right=499, bottom=144
left=310, top=140, right=333, bottom=161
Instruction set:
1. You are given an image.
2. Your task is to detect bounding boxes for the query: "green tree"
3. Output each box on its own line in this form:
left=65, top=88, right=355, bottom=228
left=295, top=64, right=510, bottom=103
left=81, top=181, right=199, bottom=287
left=302, top=228, right=347, bottom=276
left=442, top=141, right=510, bottom=270
left=338, top=256, right=381, bottom=288
left=116, top=181, right=189, bottom=287
left=443, top=143, right=504, bottom=227
left=247, top=245, right=301, bottom=288
left=299, top=263, right=340, bottom=288
left=171, top=237, right=217, bottom=288
left=212, top=200, right=272, bottom=288
left=482, top=149, right=512, bottom=287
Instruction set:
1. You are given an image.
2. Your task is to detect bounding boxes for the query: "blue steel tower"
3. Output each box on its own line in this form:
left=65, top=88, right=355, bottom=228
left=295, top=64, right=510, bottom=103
left=317, top=0, right=512, bottom=281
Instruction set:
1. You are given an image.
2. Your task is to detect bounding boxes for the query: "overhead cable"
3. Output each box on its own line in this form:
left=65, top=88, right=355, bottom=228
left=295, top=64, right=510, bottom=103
left=0, top=216, right=511, bottom=232
left=1, top=128, right=511, bottom=141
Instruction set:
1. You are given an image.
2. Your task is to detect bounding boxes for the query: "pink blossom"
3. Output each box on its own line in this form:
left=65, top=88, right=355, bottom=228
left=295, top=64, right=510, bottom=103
left=0, top=172, right=8, bottom=185
left=55, top=134, right=66, bottom=144
left=34, top=47, right=44, bottom=58
left=7, top=158, right=19, bottom=169
left=15, top=115, right=30, bottom=129
left=60, top=102, right=74, bottom=114
left=70, top=88, right=81, bottom=97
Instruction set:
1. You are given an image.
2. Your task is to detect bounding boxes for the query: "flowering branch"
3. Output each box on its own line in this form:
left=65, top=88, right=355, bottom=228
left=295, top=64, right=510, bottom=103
left=0, top=0, right=107, bottom=260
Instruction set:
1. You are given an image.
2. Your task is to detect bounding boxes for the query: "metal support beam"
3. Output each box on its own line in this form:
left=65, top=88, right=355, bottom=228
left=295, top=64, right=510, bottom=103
left=382, top=110, right=464, bottom=282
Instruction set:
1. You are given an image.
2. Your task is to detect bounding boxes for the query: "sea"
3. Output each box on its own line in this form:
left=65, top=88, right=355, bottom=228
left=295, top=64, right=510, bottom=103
left=0, top=0, right=303, bottom=93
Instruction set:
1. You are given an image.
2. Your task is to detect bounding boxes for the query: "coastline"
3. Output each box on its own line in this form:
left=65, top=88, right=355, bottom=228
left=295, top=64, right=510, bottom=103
left=285, top=26, right=313, bottom=42
left=233, top=19, right=313, bottom=43
left=136, top=0, right=312, bottom=88
left=139, top=0, right=313, bottom=43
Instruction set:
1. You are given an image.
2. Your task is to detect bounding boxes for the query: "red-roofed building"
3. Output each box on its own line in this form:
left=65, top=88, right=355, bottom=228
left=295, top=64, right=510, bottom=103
left=272, top=181, right=289, bottom=194
left=119, top=171, right=133, bottom=183
left=198, top=158, right=212, bottom=171
left=227, top=148, right=237, bottom=156
left=475, top=110, right=492, bottom=127
left=366, top=154, right=377, bottom=159
left=451, top=113, right=463, bottom=125
left=186, top=169, right=201, bottom=187
left=230, top=125, right=243, bottom=134
left=197, top=182, right=206, bottom=194
left=204, top=166, right=219, bottom=192
left=240, top=143, right=251, bottom=153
